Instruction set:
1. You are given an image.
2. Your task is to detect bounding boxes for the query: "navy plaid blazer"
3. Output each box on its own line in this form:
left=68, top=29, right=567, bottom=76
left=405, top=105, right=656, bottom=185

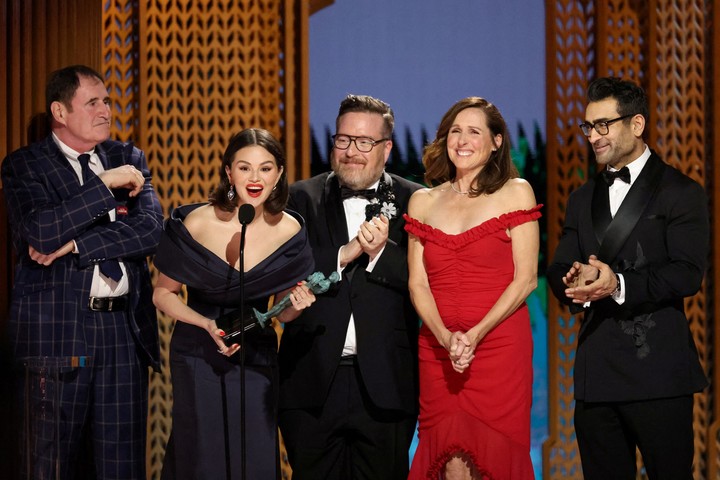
left=1, top=135, right=163, bottom=370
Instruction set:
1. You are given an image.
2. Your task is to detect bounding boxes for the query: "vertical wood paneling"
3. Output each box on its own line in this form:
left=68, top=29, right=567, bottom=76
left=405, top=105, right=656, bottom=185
left=283, top=0, right=311, bottom=183
left=708, top=2, right=720, bottom=477
left=543, top=1, right=595, bottom=477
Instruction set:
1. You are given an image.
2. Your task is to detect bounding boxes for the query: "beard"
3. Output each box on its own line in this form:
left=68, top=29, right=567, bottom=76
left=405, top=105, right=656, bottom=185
left=332, top=157, right=384, bottom=190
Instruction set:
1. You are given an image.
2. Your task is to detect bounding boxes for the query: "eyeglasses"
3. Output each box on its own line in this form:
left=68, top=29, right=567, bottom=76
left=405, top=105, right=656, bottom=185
left=332, top=134, right=389, bottom=153
left=579, top=114, right=634, bottom=136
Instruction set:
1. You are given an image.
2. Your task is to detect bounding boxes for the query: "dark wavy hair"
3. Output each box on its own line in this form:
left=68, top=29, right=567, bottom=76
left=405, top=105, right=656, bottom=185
left=335, top=94, right=394, bottom=138
left=423, top=97, right=517, bottom=196
left=587, top=76, right=649, bottom=123
left=46, top=65, right=104, bottom=116
left=209, top=128, right=288, bottom=215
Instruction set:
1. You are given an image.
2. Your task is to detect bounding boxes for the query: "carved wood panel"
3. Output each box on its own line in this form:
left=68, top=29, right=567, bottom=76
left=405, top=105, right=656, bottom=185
left=545, top=0, right=718, bottom=478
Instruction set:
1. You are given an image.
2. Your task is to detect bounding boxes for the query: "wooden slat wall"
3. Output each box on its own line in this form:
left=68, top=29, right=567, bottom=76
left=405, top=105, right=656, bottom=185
left=543, top=1, right=719, bottom=478
left=711, top=4, right=720, bottom=479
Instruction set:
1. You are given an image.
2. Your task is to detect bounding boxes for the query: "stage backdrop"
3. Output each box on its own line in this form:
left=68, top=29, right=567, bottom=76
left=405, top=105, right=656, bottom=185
left=1, top=1, right=719, bottom=479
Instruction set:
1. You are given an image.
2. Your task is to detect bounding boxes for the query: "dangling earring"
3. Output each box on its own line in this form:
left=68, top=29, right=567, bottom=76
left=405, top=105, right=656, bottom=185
left=227, top=185, right=236, bottom=201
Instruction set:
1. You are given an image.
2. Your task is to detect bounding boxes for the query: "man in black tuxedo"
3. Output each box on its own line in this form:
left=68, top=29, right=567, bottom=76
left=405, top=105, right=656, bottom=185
left=547, top=77, right=708, bottom=480
left=278, top=94, right=422, bottom=479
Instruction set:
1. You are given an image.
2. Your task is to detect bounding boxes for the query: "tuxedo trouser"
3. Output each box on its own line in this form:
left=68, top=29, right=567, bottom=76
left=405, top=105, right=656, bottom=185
left=279, top=361, right=416, bottom=480
left=574, top=395, right=694, bottom=480
left=20, top=309, right=148, bottom=480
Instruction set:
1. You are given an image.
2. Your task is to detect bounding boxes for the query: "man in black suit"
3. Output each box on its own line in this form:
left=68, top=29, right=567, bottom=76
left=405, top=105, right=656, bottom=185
left=278, top=94, right=422, bottom=479
left=547, top=77, right=708, bottom=480
left=2, top=65, right=163, bottom=478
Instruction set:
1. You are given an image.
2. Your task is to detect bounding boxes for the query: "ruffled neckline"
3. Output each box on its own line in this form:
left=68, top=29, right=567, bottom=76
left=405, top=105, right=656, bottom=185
left=404, top=205, right=542, bottom=249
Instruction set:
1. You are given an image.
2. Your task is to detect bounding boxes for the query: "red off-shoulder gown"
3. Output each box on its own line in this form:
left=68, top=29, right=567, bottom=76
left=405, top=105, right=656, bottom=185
left=404, top=206, right=541, bottom=480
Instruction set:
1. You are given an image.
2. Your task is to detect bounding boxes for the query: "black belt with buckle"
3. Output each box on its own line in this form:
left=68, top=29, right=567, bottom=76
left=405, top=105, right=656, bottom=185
left=339, top=355, right=357, bottom=366
left=88, top=296, right=128, bottom=312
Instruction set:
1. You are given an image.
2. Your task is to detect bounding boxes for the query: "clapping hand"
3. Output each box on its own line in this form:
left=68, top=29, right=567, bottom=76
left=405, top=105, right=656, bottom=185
left=564, top=255, right=617, bottom=303
left=357, top=214, right=389, bottom=260
left=562, top=259, right=599, bottom=289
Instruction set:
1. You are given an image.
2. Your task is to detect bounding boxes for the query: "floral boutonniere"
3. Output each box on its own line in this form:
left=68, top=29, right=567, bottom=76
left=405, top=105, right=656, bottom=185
left=365, top=177, right=398, bottom=221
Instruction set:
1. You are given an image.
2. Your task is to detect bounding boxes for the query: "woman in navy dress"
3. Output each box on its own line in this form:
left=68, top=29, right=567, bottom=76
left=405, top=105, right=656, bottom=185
left=153, top=129, right=315, bottom=479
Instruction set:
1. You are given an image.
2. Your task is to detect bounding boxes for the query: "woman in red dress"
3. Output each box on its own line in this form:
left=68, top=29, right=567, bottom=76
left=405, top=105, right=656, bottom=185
left=405, top=97, right=541, bottom=479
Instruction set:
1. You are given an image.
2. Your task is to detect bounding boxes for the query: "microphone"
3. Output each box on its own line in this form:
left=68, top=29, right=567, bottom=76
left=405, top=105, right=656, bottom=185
left=218, top=204, right=257, bottom=347
left=238, top=203, right=255, bottom=225
left=237, top=202, right=254, bottom=478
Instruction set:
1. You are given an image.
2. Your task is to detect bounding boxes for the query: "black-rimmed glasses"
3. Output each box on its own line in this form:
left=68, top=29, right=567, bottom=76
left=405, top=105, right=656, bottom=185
left=579, top=114, right=634, bottom=136
left=332, top=134, right=389, bottom=153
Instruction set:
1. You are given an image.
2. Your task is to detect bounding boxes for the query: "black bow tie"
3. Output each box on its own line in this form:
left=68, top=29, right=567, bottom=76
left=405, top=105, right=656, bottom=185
left=601, top=166, right=631, bottom=186
left=340, top=186, right=377, bottom=201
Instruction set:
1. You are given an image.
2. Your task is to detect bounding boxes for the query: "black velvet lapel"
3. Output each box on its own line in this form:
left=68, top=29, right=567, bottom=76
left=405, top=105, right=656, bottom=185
left=591, top=177, right=612, bottom=245
left=323, top=172, right=349, bottom=247
left=596, top=155, right=665, bottom=264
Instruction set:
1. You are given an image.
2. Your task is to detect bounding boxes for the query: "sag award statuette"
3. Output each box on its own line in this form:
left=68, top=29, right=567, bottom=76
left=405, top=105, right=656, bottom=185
left=221, top=271, right=340, bottom=346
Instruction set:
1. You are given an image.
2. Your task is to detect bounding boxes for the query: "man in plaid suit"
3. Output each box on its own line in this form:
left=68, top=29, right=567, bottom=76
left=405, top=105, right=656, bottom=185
left=1, top=65, right=163, bottom=479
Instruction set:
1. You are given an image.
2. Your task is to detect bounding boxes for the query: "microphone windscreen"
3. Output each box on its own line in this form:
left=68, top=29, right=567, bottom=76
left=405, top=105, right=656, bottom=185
left=238, top=203, right=256, bottom=225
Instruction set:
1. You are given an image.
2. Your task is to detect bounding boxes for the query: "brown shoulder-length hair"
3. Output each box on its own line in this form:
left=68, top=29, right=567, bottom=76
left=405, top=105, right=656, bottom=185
left=209, top=128, right=289, bottom=215
left=423, top=97, right=518, bottom=197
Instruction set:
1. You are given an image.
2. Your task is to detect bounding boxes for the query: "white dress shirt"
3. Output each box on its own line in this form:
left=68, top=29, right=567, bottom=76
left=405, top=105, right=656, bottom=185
left=606, top=145, right=651, bottom=304
left=335, top=179, right=385, bottom=356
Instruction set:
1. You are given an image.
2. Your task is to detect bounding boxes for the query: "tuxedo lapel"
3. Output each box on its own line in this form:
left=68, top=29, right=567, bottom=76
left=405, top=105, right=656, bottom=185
left=591, top=178, right=612, bottom=245
left=323, top=172, right=349, bottom=247
left=383, top=172, right=405, bottom=243
left=597, top=155, right=665, bottom=264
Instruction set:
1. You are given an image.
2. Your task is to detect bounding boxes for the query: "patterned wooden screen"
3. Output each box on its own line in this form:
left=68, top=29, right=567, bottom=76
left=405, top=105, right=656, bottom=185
left=101, top=1, right=305, bottom=477
left=647, top=3, right=713, bottom=478
left=543, top=1, right=595, bottom=477
left=544, top=0, right=718, bottom=478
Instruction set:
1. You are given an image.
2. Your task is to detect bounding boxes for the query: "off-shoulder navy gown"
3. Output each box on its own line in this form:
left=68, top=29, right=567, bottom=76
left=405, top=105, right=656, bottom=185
left=155, top=204, right=314, bottom=479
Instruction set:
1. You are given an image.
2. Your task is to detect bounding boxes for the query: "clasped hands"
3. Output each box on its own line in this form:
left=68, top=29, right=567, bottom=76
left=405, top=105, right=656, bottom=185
left=444, top=330, right=477, bottom=373
left=562, top=254, right=619, bottom=304
left=341, top=214, right=390, bottom=265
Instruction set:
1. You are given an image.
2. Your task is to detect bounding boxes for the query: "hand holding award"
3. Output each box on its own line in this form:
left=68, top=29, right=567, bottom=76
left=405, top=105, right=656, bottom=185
left=219, top=271, right=340, bottom=346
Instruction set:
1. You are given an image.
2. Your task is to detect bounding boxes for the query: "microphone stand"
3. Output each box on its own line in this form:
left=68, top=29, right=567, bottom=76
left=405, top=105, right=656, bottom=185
left=237, top=203, right=255, bottom=480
